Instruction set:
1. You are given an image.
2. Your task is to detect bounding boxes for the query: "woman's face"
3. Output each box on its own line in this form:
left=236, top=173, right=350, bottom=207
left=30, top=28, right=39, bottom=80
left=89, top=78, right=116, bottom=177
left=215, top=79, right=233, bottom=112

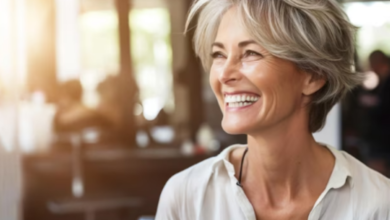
left=210, top=8, right=311, bottom=135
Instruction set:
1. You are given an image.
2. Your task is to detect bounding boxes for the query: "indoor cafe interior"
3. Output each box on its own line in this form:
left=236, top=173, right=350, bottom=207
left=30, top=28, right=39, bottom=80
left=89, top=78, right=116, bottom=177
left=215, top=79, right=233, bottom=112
left=0, top=0, right=389, bottom=219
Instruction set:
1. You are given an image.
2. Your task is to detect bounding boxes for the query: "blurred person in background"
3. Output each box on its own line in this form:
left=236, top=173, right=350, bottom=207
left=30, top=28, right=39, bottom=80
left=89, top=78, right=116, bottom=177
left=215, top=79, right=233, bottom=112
left=54, top=79, right=97, bottom=133
left=364, top=50, right=390, bottom=175
left=96, top=75, right=123, bottom=131
left=96, top=75, right=144, bottom=144
left=156, top=0, right=390, bottom=219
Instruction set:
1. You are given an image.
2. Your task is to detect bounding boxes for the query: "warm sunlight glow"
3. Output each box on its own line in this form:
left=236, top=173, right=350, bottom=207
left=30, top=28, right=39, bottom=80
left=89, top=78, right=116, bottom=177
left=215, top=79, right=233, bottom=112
left=0, top=0, right=27, bottom=152
left=362, top=71, right=380, bottom=90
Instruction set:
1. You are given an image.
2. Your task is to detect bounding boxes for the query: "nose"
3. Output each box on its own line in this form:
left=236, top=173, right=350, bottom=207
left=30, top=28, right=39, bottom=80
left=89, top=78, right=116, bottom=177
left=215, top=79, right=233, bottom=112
left=218, top=57, right=241, bottom=84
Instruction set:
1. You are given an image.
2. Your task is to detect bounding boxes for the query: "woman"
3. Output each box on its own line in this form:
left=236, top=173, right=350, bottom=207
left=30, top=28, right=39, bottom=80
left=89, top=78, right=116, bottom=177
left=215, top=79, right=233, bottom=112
left=156, top=0, right=390, bottom=219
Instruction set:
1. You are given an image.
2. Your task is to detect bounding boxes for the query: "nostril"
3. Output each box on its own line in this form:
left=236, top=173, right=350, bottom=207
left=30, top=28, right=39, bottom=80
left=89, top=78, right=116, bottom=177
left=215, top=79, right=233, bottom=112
left=219, top=64, right=241, bottom=84
left=219, top=73, right=239, bottom=84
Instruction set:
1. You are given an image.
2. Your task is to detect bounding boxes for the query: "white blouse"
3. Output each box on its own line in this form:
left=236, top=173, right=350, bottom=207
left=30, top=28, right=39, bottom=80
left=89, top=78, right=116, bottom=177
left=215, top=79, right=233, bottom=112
left=156, top=144, right=390, bottom=220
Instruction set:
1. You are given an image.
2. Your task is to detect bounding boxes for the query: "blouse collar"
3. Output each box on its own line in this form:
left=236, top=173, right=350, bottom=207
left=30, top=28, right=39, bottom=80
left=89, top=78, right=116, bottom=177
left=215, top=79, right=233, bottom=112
left=210, top=143, right=353, bottom=190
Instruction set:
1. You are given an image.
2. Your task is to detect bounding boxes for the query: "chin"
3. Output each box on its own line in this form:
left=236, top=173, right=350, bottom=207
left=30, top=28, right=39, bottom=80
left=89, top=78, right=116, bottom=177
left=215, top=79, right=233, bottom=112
left=221, top=116, right=270, bottom=135
left=221, top=120, right=251, bottom=135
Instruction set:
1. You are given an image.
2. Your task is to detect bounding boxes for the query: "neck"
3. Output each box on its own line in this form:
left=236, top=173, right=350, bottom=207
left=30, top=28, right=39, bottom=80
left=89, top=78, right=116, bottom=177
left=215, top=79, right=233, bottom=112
left=244, top=108, right=334, bottom=204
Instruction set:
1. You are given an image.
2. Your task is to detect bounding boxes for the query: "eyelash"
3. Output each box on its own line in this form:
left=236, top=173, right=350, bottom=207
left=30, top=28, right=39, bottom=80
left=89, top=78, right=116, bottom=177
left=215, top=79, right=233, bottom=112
left=210, top=50, right=262, bottom=59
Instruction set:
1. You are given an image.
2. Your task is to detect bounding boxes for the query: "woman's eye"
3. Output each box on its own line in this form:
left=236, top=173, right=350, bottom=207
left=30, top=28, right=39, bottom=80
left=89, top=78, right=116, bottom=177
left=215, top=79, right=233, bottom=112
left=211, top=52, right=225, bottom=59
left=245, top=50, right=261, bottom=57
left=242, top=50, right=263, bottom=61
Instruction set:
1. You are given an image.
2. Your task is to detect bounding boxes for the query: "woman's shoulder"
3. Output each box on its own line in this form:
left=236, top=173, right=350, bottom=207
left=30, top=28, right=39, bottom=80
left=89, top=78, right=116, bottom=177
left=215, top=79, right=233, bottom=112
left=155, top=156, right=218, bottom=219
left=338, top=150, right=390, bottom=187
left=326, top=145, right=390, bottom=188
left=337, top=149, right=390, bottom=214
left=156, top=145, right=243, bottom=219
left=165, top=155, right=217, bottom=190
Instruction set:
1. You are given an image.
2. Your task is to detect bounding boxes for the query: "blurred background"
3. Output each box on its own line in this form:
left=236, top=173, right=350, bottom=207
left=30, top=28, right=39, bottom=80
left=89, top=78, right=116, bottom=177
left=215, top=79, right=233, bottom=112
left=0, top=0, right=389, bottom=219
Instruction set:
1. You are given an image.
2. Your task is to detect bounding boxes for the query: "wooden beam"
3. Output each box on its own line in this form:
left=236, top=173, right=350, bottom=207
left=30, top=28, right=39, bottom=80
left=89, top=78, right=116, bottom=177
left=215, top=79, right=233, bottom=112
left=115, top=0, right=137, bottom=146
left=116, top=0, right=132, bottom=75
left=184, top=0, right=205, bottom=142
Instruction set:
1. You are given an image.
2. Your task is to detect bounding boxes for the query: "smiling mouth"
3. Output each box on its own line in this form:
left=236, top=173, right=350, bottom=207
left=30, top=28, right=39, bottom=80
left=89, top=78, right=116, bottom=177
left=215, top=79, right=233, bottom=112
left=224, top=94, right=260, bottom=108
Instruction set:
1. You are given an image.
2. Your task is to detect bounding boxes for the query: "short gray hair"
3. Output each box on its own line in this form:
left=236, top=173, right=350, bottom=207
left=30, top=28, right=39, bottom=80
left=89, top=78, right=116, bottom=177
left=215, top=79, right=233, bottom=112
left=186, top=0, right=363, bottom=132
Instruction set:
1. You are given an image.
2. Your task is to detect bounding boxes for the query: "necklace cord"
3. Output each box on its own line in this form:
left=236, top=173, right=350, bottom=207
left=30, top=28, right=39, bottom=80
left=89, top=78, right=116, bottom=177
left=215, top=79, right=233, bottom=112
left=236, top=147, right=248, bottom=187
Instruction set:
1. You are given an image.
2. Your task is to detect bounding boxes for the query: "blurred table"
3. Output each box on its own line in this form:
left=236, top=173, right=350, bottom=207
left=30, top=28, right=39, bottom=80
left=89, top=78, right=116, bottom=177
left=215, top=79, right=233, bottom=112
left=48, top=196, right=144, bottom=220
left=23, top=146, right=214, bottom=220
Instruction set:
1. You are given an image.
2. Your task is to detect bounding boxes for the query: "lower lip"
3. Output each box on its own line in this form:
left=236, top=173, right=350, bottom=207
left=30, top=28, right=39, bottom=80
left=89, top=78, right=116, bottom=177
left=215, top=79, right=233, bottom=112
left=225, top=99, right=260, bottom=112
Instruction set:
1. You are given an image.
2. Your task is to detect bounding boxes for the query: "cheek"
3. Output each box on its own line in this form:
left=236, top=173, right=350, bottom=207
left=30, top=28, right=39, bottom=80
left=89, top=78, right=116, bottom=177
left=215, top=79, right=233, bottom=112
left=209, top=69, right=224, bottom=108
left=242, top=64, right=285, bottom=96
left=244, top=63, right=303, bottom=112
left=209, top=67, right=219, bottom=94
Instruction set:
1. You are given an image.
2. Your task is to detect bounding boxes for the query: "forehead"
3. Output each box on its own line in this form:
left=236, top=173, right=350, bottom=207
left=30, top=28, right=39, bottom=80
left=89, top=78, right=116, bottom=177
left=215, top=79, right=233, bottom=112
left=215, top=7, right=252, bottom=43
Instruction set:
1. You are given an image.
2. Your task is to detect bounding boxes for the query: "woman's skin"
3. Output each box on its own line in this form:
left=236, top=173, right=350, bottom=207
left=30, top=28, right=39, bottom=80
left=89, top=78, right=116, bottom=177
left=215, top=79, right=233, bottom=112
left=209, top=7, right=335, bottom=220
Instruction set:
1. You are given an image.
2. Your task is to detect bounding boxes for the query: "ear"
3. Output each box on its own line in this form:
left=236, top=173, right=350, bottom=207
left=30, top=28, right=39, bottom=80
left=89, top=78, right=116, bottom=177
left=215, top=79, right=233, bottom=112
left=302, top=73, right=326, bottom=96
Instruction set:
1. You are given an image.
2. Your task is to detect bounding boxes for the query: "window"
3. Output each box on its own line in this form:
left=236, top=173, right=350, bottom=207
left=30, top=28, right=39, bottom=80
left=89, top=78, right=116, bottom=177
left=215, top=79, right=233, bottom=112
left=345, top=2, right=390, bottom=70
left=130, top=8, right=174, bottom=121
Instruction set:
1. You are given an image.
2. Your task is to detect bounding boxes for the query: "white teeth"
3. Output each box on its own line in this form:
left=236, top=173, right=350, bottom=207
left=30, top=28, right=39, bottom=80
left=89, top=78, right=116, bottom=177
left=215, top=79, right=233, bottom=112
left=228, top=102, right=253, bottom=108
left=230, top=102, right=237, bottom=107
left=228, top=101, right=254, bottom=107
left=225, top=94, right=260, bottom=103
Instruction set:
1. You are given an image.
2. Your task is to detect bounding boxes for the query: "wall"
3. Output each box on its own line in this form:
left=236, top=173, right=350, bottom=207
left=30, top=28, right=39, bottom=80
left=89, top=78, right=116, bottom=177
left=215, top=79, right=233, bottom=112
left=313, top=104, right=341, bottom=149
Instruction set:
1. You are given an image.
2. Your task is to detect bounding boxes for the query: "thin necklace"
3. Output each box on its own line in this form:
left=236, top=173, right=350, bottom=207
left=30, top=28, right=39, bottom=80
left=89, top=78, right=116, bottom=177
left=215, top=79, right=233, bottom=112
left=236, top=147, right=248, bottom=187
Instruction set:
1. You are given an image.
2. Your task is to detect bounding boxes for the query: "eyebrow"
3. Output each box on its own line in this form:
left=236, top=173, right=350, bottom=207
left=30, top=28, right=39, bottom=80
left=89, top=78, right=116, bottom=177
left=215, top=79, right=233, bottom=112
left=238, top=40, right=257, bottom=47
left=212, top=40, right=258, bottom=49
left=212, top=42, right=224, bottom=49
